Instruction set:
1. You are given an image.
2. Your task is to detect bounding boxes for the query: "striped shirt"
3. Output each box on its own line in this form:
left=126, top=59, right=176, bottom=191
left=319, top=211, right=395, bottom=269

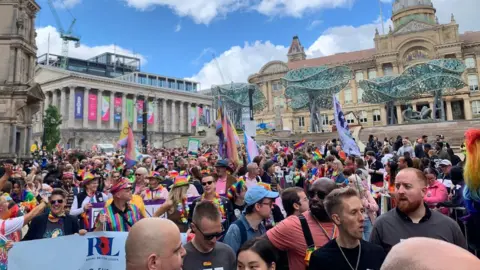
left=98, top=203, right=143, bottom=232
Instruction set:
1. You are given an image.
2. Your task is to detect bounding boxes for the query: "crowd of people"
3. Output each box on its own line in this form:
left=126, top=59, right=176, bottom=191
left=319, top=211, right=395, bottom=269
left=2, top=131, right=480, bottom=270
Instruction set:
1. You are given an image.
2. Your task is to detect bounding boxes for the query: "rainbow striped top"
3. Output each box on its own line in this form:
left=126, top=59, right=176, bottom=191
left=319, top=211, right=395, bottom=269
left=98, top=203, right=143, bottom=232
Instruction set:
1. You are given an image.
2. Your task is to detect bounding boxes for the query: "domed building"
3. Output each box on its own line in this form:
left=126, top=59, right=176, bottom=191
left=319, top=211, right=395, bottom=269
left=249, top=0, right=480, bottom=137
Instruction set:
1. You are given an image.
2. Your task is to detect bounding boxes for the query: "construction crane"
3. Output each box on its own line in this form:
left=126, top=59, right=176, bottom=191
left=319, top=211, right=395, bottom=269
left=47, top=0, right=80, bottom=69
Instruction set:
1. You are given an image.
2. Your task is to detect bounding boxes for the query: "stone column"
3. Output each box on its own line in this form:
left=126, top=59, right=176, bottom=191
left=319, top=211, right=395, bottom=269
left=380, top=106, right=387, bottom=126
left=109, top=92, right=115, bottom=129
left=52, top=90, right=58, bottom=108
left=97, top=90, right=102, bottom=129
left=83, top=88, right=89, bottom=128
left=179, top=102, right=185, bottom=133
left=446, top=100, right=453, bottom=121
left=133, top=96, right=138, bottom=130
left=122, top=94, right=127, bottom=124
left=396, top=105, right=404, bottom=124
left=162, top=99, right=168, bottom=132
left=411, top=102, right=417, bottom=111
left=171, top=101, right=176, bottom=132
left=60, top=88, right=66, bottom=125
left=463, top=98, right=473, bottom=120
left=68, top=87, right=75, bottom=128
left=45, top=91, right=51, bottom=109
left=154, top=98, right=159, bottom=132
left=25, top=126, right=32, bottom=156
left=187, top=103, right=192, bottom=134
left=377, top=65, right=384, bottom=77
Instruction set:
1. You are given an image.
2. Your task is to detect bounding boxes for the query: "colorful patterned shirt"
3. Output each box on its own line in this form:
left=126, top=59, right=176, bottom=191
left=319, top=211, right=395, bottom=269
left=97, top=203, right=143, bottom=232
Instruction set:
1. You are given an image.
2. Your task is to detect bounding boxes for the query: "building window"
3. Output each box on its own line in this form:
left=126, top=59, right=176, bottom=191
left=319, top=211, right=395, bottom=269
left=368, top=69, right=377, bottom=79
left=472, top=101, right=480, bottom=115
left=359, top=111, right=368, bottom=123
left=468, top=74, right=479, bottom=91
left=383, top=63, right=393, bottom=76
left=321, top=114, right=329, bottom=126
left=357, top=88, right=364, bottom=104
left=346, top=113, right=355, bottom=124
left=298, top=117, right=305, bottom=127
left=355, top=71, right=364, bottom=82
left=373, top=109, right=381, bottom=122
left=344, top=88, right=353, bottom=104
left=465, top=57, right=476, bottom=68
left=272, top=82, right=283, bottom=91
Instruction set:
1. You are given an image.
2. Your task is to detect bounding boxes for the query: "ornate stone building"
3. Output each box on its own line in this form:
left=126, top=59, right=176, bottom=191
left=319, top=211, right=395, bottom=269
left=33, top=64, right=213, bottom=150
left=249, top=0, right=480, bottom=133
left=0, top=0, right=44, bottom=159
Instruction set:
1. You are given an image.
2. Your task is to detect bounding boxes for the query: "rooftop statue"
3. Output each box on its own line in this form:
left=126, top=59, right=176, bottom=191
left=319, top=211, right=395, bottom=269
left=211, top=83, right=266, bottom=128
left=359, top=59, right=466, bottom=124
left=282, top=65, right=353, bottom=132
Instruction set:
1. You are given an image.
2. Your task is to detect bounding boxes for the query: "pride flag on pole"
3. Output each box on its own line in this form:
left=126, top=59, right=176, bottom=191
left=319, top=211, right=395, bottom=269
left=333, top=95, right=361, bottom=156
left=294, top=139, right=306, bottom=151
left=244, top=132, right=259, bottom=163
left=117, top=120, right=141, bottom=168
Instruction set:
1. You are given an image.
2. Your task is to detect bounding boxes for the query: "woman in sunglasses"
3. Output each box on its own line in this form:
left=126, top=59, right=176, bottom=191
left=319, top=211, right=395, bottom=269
left=23, top=188, right=85, bottom=240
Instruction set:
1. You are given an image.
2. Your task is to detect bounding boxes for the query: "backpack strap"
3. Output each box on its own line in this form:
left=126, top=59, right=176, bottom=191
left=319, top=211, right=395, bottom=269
left=298, top=214, right=314, bottom=248
left=233, top=219, right=247, bottom=247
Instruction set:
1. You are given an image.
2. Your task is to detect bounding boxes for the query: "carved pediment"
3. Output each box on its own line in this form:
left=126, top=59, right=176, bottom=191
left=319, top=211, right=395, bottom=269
left=395, top=20, right=435, bottom=35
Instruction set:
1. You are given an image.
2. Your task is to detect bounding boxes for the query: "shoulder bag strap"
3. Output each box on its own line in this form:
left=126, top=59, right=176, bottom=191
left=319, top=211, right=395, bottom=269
left=298, top=214, right=315, bottom=248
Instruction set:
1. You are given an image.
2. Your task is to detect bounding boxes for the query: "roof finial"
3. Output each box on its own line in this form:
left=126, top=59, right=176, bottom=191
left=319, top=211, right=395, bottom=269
left=375, top=28, right=379, bottom=36
left=389, top=25, right=393, bottom=34
left=451, top=13, right=456, bottom=23
left=436, top=16, right=439, bottom=24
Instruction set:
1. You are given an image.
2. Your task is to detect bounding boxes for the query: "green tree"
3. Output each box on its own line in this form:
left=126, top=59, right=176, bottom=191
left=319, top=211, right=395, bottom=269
left=44, top=105, right=62, bottom=152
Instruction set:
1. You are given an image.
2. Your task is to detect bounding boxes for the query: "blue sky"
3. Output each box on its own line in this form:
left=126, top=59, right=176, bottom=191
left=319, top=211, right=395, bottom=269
left=34, top=0, right=479, bottom=89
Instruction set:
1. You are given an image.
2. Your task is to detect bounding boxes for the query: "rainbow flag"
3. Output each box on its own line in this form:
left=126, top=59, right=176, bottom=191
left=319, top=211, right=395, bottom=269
left=117, top=120, right=129, bottom=147
left=216, top=101, right=239, bottom=165
left=124, top=123, right=142, bottom=168
left=313, top=149, right=323, bottom=160
left=294, top=139, right=306, bottom=150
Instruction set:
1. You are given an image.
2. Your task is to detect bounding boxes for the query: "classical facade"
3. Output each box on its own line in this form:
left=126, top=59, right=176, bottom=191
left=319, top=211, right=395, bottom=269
left=33, top=64, right=213, bottom=150
left=249, top=0, right=480, bottom=133
left=0, top=0, right=44, bottom=159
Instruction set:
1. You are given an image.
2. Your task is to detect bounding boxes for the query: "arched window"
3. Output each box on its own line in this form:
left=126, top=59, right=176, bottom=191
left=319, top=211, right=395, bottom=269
left=373, top=109, right=381, bottom=122
left=359, top=111, right=368, bottom=123
left=346, top=113, right=355, bottom=124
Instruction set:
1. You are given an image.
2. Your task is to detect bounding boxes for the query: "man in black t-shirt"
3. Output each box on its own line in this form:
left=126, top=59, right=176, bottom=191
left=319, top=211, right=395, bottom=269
left=366, top=151, right=384, bottom=186
left=308, top=187, right=386, bottom=270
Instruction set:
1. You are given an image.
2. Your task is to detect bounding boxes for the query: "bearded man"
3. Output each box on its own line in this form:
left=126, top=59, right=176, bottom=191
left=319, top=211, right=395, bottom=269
left=267, top=177, right=337, bottom=270
left=370, top=168, right=466, bottom=254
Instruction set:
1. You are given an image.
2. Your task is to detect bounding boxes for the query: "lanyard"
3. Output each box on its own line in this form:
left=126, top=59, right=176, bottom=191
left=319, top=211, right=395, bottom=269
left=310, top=212, right=337, bottom=240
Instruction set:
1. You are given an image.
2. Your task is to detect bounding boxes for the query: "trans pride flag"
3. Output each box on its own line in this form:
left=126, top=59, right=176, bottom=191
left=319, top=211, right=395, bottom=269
left=244, top=132, right=259, bottom=163
left=117, top=120, right=142, bottom=168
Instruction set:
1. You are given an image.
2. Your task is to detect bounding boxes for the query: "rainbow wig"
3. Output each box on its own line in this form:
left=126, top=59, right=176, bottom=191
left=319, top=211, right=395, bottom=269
left=227, top=180, right=245, bottom=201
left=463, top=129, right=480, bottom=212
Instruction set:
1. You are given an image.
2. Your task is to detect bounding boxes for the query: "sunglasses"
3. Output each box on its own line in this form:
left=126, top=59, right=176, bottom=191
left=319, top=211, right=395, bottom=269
left=307, top=190, right=327, bottom=200
left=202, top=181, right=214, bottom=186
left=193, top=222, right=224, bottom=241
left=50, top=199, right=64, bottom=205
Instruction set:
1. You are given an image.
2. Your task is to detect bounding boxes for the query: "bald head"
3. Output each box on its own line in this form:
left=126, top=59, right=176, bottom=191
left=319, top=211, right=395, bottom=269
left=126, top=218, right=185, bottom=270
left=381, top=237, right=480, bottom=270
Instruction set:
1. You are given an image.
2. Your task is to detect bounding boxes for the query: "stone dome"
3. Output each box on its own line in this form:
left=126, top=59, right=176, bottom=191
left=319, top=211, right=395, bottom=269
left=393, top=0, right=434, bottom=14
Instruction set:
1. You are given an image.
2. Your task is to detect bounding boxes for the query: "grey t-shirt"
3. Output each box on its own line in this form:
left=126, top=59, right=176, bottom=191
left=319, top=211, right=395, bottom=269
left=370, top=207, right=466, bottom=254
left=183, top=241, right=236, bottom=270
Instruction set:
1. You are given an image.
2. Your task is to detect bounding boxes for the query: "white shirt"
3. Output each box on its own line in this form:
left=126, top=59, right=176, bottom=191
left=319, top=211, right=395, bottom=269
left=1, top=216, right=24, bottom=237
left=70, top=192, right=108, bottom=216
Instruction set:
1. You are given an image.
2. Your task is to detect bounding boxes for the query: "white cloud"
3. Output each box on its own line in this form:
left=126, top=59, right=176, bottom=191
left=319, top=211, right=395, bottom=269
left=175, top=23, right=182, bottom=32
left=123, top=0, right=248, bottom=24
left=307, top=18, right=392, bottom=57
left=36, top=25, right=147, bottom=66
left=123, top=0, right=355, bottom=24
left=187, top=41, right=288, bottom=89
left=307, top=20, right=323, bottom=31
left=255, top=0, right=354, bottom=17
left=432, top=0, right=480, bottom=32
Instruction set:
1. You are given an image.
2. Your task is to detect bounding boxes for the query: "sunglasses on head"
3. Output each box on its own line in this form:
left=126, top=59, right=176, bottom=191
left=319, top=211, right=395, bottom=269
left=50, top=199, right=64, bottom=205
left=202, top=181, right=214, bottom=186
left=308, top=190, right=327, bottom=200
left=193, top=222, right=224, bottom=240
